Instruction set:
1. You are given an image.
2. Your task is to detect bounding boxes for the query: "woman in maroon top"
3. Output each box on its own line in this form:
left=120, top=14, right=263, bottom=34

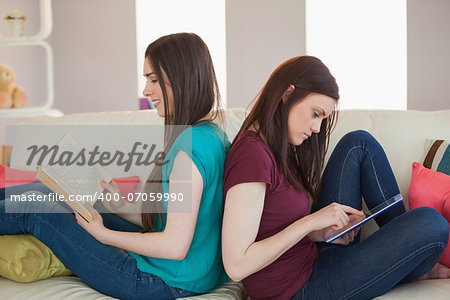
left=222, top=56, right=450, bottom=300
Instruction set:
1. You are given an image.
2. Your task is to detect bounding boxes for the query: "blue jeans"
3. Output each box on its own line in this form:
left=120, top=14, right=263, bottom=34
left=0, top=182, right=196, bottom=300
left=292, top=130, right=449, bottom=300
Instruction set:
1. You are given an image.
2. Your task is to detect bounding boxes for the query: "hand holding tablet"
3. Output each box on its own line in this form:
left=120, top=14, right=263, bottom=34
left=325, top=194, right=403, bottom=243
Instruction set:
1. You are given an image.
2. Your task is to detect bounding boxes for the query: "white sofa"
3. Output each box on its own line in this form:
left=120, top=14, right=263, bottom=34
left=1, top=108, right=450, bottom=299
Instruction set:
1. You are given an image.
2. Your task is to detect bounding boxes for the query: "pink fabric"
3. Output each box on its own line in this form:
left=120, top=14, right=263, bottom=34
left=0, top=165, right=37, bottom=187
left=0, top=164, right=140, bottom=198
left=408, top=162, right=450, bottom=267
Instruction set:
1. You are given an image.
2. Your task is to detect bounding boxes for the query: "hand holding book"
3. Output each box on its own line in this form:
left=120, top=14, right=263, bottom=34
left=74, top=202, right=107, bottom=241
left=36, top=133, right=113, bottom=222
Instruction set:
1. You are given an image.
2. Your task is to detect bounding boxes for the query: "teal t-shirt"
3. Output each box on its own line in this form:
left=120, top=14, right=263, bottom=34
left=128, top=121, right=230, bottom=293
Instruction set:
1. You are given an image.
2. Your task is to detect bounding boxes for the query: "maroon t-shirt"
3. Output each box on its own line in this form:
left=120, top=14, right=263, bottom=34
left=223, top=131, right=318, bottom=300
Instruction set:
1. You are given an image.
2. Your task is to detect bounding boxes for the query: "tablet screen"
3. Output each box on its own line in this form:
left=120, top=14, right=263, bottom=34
left=325, top=194, right=403, bottom=243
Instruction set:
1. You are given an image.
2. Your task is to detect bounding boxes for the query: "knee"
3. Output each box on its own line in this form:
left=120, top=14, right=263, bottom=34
left=338, top=130, right=383, bottom=154
left=409, top=206, right=449, bottom=247
left=341, top=130, right=375, bottom=145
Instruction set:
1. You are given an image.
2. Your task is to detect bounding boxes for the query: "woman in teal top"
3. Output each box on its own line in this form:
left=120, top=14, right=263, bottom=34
left=0, top=32, right=229, bottom=300
left=129, top=121, right=230, bottom=293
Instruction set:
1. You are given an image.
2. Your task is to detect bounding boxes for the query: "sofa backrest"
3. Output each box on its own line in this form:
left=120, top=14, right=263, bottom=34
left=12, top=108, right=450, bottom=205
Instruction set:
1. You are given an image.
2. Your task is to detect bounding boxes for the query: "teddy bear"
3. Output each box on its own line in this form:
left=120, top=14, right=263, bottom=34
left=0, top=63, right=26, bottom=109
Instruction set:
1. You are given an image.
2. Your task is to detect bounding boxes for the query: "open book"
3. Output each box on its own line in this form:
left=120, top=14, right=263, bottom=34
left=36, top=133, right=113, bottom=222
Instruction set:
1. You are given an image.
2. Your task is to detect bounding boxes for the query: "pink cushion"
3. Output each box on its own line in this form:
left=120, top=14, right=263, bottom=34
left=408, top=162, right=450, bottom=267
left=0, top=164, right=140, bottom=198
left=0, top=164, right=37, bottom=187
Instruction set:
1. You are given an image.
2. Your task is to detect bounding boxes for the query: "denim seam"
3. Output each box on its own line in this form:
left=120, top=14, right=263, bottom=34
left=338, top=146, right=357, bottom=204
left=365, top=146, right=387, bottom=202
left=36, top=214, right=137, bottom=277
left=338, top=145, right=387, bottom=206
left=338, top=242, right=445, bottom=300
left=338, top=146, right=364, bottom=204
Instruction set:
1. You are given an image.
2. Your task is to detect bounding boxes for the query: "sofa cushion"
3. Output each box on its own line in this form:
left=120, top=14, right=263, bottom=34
left=408, top=162, right=450, bottom=267
left=0, top=275, right=247, bottom=300
left=0, top=276, right=117, bottom=299
left=181, top=282, right=247, bottom=299
left=373, top=279, right=450, bottom=299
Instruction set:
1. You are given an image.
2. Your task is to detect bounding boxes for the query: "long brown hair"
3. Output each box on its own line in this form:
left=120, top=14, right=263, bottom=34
left=141, top=33, right=223, bottom=232
left=235, top=56, right=339, bottom=203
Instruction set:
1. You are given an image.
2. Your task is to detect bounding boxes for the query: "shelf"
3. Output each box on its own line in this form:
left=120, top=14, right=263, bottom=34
left=0, top=106, right=56, bottom=118
left=0, top=41, right=54, bottom=117
left=0, top=0, right=52, bottom=43
left=0, top=0, right=54, bottom=118
left=0, top=36, right=49, bottom=45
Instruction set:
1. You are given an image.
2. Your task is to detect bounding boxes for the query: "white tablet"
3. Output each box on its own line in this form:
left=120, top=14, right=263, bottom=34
left=325, top=194, right=403, bottom=243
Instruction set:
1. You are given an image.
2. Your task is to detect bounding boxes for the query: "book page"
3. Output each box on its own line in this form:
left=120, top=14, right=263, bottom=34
left=41, top=133, right=113, bottom=206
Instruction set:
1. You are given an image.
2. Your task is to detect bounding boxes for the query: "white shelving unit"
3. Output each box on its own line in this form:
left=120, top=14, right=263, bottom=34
left=0, top=0, right=54, bottom=117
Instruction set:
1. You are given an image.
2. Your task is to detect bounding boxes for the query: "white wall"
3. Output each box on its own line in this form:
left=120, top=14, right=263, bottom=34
left=135, top=0, right=226, bottom=105
left=407, top=0, right=450, bottom=111
left=48, top=0, right=138, bottom=113
left=306, top=0, right=407, bottom=111
left=1, top=0, right=449, bottom=114
left=226, top=0, right=306, bottom=108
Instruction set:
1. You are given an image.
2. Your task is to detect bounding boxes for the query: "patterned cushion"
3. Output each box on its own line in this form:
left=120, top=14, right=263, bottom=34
left=423, top=140, right=450, bottom=175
